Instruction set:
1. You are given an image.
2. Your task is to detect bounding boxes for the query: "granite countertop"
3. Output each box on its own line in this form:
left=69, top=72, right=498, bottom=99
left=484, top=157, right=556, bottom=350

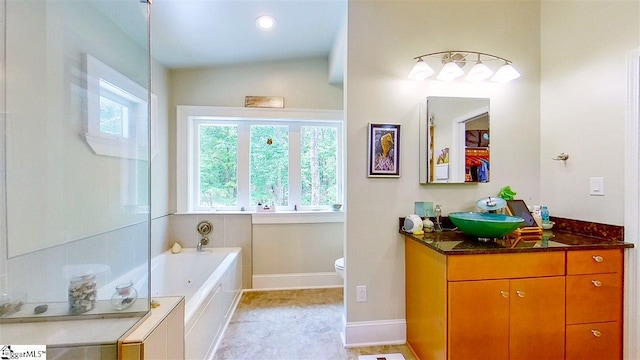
left=400, top=216, right=634, bottom=255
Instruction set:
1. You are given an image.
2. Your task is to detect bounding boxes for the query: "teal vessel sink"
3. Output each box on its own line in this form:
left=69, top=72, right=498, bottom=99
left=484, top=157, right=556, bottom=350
left=449, top=212, right=525, bottom=239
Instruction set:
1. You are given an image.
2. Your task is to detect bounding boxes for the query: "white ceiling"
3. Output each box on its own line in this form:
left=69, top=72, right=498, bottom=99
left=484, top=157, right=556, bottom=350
left=151, top=0, right=347, bottom=69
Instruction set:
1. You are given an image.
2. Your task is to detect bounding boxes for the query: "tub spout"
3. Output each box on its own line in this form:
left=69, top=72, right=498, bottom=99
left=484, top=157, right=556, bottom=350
left=197, top=236, right=209, bottom=252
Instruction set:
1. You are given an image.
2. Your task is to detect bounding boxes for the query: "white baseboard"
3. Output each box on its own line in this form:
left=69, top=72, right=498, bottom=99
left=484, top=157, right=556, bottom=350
left=343, top=318, right=407, bottom=348
left=252, top=272, right=343, bottom=290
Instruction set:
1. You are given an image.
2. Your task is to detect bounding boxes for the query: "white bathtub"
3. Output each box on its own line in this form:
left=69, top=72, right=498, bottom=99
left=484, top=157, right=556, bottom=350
left=152, top=247, right=242, bottom=360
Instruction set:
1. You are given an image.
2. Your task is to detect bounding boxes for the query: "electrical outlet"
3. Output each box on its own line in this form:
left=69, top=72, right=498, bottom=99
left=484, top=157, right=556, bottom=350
left=356, top=285, right=367, bottom=302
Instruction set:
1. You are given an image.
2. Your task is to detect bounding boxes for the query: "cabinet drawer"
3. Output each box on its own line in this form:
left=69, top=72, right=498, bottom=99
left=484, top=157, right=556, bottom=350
left=566, top=272, right=622, bottom=324
left=567, top=249, right=622, bottom=275
left=566, top=322, right=621, bottom=360
left=447, top=252, right=565, bottom=281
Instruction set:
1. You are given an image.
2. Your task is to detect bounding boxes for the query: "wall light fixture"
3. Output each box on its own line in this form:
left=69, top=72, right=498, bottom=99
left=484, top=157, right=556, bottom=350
left=408, top=51, right=521, bottom=83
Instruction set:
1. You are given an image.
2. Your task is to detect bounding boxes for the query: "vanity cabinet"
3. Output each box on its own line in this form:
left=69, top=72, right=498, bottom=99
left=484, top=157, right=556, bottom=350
left=449, top=277, right=565, bottom=360
left=447, top=252, right=565, bottom=360
left=405, top=239, right=567, bottom=359
left=405, top=237, right=632, bottom=360
left=565, top=249, right=623, bottom=360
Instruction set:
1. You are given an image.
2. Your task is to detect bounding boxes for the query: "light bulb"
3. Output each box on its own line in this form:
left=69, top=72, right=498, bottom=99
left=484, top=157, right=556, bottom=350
left=255, top=15, right=276, bottom=30
left=465, top=62, right=494, bottom=82
left=436, top=61, right=464, bottom=81
left=408, top=59, right=435, bottom=81
left=491, top=63, right=521, bottom=83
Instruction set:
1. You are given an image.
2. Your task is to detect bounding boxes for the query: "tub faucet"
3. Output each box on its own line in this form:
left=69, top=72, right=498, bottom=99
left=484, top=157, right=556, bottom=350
left=196, top=220, right=213, bottom=252
left=197, top=236, right=209, bottom=252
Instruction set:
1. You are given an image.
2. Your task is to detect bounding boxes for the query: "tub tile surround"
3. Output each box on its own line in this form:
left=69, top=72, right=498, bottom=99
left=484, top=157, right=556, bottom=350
left=47, top=345, right=117, bottom=360
left=151, top=215, right=170, bottom=259
left=0, top=315, right=140, bottom=349
left=6, top=221, right=149, bottom=304
left=0, top=221, right=151, bottom=353
left=166, top=214, right=253, bottom=288
left=163, top=213, right=345, bottom=291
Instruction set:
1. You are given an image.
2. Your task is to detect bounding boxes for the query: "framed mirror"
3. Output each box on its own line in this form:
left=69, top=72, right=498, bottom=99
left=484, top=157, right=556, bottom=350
left=419, top=97, right=490, bottom=184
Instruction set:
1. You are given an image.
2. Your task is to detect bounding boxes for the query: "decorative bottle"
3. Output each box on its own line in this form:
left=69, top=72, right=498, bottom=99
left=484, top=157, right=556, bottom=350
left=111, top=281, right=138, bottom=310
left=68, top=273, right=97, bottom=314
left=532, top=205, right=542, bottom=227
left=541, top=205, right=550, bottom=223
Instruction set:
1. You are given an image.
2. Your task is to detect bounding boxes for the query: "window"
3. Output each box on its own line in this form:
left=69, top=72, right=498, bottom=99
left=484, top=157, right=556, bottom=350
left=84, top=54, right=158, bottom=160
left=177, top=106, right=343, bottom=213
left=301, top=126, right=338, bottom=206
left=197, top=123, right=238, bottom=208
left=84, top=54, right=155, bottom=213
left=250, top=124, right=289, bottom=207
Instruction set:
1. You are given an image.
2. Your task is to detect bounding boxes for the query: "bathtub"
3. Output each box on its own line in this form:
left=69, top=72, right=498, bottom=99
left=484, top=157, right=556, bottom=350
left=152, top=247, right=242, bottom=360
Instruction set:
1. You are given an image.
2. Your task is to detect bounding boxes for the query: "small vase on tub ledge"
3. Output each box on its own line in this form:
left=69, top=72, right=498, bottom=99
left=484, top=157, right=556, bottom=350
left=110, top=281, right=138, bottom=310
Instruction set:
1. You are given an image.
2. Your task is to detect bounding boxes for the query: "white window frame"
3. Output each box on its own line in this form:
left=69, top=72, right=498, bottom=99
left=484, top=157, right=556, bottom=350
left=84, top=54, right=155, bottom=213
left=84, top=54, right=157, bottom=160
left=177, top=106, right=343, bottom=214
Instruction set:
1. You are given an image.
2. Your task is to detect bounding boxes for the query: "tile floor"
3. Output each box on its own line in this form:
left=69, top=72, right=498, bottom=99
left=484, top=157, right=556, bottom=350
left=213, top=288, right=416, bottom=360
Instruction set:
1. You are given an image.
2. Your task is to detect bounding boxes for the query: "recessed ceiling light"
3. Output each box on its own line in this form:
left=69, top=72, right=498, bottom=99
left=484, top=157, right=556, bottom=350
left=256, top=15, right=276, bottom=30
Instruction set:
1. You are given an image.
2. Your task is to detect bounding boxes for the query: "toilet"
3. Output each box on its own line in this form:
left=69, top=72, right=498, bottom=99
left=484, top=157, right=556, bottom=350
left=334, top=257, right=345, bottom=280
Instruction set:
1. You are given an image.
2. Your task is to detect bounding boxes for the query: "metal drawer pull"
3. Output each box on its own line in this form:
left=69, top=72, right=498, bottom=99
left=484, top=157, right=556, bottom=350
left=591, top=329, right=602, bottom=337
left=592, top=255, right=604, bottom=263
left=592, top=280, right=603, bottom=287
left=516, top=290, right=525, bottom=298
left=500, top=290, right=509, bottom=298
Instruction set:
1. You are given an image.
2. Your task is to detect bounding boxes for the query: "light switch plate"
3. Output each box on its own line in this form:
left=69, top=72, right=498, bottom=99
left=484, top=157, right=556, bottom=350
left=356, top=285, right=367, bottom=302
left=589, top=177, right=605, bottom=196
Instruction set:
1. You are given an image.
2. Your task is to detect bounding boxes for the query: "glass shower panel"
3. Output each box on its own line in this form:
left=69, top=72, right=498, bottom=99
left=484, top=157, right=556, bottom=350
left=2, top=0, right=150, bottom=324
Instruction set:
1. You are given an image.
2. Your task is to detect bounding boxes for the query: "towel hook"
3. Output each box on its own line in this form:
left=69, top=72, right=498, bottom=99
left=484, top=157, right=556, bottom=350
left=552, top=152, right=569, bottom=161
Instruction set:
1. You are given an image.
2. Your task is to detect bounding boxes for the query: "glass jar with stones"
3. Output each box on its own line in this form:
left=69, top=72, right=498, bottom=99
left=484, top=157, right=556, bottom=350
left=110, top=281, right=138, bottom=310
left=68, top=273, right=97, bottom=314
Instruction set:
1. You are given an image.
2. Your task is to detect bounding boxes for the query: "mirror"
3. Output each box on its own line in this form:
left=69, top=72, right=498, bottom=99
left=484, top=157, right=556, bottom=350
left=419, top=97, right=490, bottom=184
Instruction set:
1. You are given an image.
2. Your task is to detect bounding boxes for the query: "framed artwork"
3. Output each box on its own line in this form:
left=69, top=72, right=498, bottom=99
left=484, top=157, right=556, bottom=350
left=368, top=123, right=401, bottom=177
left=245, top=96, right=284, bottom=108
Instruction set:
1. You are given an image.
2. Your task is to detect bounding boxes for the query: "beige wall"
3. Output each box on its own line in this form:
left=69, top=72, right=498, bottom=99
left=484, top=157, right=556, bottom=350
left=253, top=223, right=344, bottom=274
left=168, top=57, right=344, bottom=213
left=345, top=1, right=541, bottom=323
left=540, top=1, right=640, bottom=225
left=165, top=57, right=346, bottom=288
left=151, top=59, right=171, bottom=220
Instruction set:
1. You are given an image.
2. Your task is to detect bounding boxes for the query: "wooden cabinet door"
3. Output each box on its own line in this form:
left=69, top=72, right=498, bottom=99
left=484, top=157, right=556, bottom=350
left=566, top=272, right=622, bottom=324
left=566, top=322, right=621, bottom=360
left=509, top=276, right=565, bottom=360
left=448, top=280, right=510, bottom=360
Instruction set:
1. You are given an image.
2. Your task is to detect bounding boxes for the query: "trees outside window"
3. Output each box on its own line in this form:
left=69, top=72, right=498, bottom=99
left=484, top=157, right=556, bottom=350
left=192, top=119, right=341, bottom=211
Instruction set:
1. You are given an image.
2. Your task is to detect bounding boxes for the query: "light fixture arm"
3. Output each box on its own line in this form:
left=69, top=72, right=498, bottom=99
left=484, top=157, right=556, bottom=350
left=413, top=50, right=514, bottom=64
left=409, top=50, right=521, bottom=82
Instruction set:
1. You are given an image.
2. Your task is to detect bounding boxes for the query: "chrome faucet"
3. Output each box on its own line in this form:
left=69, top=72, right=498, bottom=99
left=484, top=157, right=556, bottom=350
left=197, top=236, right=209, bottom=252
left=196, top=220, right=213, bottom=252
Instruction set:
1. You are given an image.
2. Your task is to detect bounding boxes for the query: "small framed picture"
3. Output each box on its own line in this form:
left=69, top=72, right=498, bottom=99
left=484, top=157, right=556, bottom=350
left=245, top=96, right=284, bottom=108
left=368, top=123, right=401, bottom=177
